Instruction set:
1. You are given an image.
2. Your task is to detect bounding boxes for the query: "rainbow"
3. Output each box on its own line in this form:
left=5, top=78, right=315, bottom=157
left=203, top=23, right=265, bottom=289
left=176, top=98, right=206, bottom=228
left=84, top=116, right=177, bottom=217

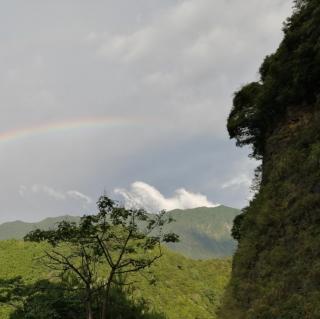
left=0, top=116, right=140, bottom=144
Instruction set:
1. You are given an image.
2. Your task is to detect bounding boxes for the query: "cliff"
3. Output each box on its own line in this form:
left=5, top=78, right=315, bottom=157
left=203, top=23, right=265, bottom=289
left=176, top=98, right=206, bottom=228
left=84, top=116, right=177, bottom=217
left=219, top=1, right=320, bottom=318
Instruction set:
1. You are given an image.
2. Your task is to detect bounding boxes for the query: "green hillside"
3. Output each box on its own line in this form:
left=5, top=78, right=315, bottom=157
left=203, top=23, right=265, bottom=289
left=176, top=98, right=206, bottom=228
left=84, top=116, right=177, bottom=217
left=165, top=206, right=239, bottom=259
left=0, top=240, right=231, bottom=319
left=0, top=206, right=240, bottom=259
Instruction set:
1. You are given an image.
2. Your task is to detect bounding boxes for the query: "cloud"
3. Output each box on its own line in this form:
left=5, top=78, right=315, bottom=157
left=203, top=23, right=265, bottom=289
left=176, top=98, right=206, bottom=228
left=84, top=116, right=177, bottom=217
left=91, top=0, right=292, bottom=136
left=20, top=184, right=92, bottom=205
left=18, top=185, right=27, bottom=197
left=67, top=190, right=93, bottom=204
left=97, top=0, right=290, bottom=68
left=31, top=184, right=66, bottom=200
left=0, top=1, right=292, bottom=222
left=222, top=174, right=252, bottom=190
left=114, top=181, right=219, bottom=213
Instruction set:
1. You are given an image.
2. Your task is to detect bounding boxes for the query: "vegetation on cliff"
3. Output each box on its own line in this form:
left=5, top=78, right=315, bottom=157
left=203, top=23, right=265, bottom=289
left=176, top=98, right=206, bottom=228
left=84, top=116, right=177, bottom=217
left=220, top=1, right=320, bottom=318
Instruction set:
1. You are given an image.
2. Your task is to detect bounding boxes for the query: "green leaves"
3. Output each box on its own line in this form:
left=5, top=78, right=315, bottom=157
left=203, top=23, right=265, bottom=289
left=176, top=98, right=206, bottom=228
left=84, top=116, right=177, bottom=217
left=162, top=233, right=179, bottom=244
left=228, top=83, right=262, bottom=145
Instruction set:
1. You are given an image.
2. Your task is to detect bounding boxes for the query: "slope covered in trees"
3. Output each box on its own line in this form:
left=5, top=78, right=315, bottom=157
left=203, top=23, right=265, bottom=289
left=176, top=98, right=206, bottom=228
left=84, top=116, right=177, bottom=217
left=165, top=206, right=239, bottom=258
left=219, top=0, right=320, bottom=317
left=0, top=240, right=230, bottom=319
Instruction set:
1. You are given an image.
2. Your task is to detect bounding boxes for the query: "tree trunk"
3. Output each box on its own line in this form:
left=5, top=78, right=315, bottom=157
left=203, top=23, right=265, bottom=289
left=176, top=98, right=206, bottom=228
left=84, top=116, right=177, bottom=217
left=101, top=295, right=107, bottom=319
left=86, top=287, right=94, bottom=319
left=101, top=271, right=114, bottom=319
left=86, top=301, right=94, bottom=319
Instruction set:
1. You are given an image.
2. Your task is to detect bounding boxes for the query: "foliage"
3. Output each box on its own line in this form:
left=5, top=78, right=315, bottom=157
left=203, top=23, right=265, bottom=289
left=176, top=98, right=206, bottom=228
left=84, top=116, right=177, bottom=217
left=0, top=240, right=231, bottom=319
left=227, top=0, right=320, bottom=158
left=0, top=277, right=83, bottom=319
left=230, top=211, right=246, bottom=242
left=0, top=277, right=166, bottom=319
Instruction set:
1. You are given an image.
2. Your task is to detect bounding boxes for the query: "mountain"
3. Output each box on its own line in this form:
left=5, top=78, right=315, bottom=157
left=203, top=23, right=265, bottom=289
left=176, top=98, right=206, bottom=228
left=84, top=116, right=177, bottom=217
left=0, top=240, right=231, bottom=319
left=0, top=206, right=240, bottom=259
left=0, top=215, right=80, bottom=241
left=165, top=206, right=239, bottom=259
left=219, top=1, right=320, bottom=318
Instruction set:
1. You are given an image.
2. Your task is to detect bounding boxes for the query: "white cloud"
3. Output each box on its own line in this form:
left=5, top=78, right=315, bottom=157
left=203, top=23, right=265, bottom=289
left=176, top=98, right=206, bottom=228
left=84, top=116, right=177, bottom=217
left=114, top=181, right=219, bottom=213
left=21, top=184, right=92, bottom=205
left=67, top=190, right=93, bottom=204
left=221, top=174, right=252, bottom=190
left=18, top=185, right=27, bottom=197
left=31, top=184, right=66, bottom=200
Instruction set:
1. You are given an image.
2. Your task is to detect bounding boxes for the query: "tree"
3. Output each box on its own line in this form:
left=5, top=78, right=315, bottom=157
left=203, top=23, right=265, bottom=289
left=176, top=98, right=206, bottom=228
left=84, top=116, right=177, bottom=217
left=293, top=0, right=308, bottom=10
left=227, top=82, right=263, bottom=158
left=24, top=196, right=179, bottom=319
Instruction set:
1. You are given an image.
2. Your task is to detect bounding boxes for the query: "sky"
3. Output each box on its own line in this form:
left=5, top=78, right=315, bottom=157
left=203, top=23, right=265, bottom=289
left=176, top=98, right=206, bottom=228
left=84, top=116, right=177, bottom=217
left=0, top=0, right=293, bottom=223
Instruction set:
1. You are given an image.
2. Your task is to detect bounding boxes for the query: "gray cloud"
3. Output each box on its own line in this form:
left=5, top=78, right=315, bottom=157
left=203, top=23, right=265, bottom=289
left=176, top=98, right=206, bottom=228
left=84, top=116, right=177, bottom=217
left=0, top=0, right=293, bottom=222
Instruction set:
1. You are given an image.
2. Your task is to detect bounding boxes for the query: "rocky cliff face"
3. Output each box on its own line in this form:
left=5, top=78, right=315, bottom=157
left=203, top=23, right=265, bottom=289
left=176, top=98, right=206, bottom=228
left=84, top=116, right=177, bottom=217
left=219, top=1, right=320, bottom=318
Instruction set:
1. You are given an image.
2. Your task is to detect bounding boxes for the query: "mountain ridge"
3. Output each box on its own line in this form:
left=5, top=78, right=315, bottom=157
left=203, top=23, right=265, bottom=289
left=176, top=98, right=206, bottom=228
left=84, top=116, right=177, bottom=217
left=0, top=206, right=240, bottom=259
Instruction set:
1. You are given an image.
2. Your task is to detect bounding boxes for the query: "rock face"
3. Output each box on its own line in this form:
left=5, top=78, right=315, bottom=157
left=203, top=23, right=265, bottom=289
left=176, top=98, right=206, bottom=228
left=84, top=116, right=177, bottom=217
left=219, top=1, right=320, bottom=318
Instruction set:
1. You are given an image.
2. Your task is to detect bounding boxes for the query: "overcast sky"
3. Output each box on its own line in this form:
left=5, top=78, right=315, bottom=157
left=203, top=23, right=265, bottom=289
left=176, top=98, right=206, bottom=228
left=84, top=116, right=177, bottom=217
left=0, top=0, right=293, bottom=222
